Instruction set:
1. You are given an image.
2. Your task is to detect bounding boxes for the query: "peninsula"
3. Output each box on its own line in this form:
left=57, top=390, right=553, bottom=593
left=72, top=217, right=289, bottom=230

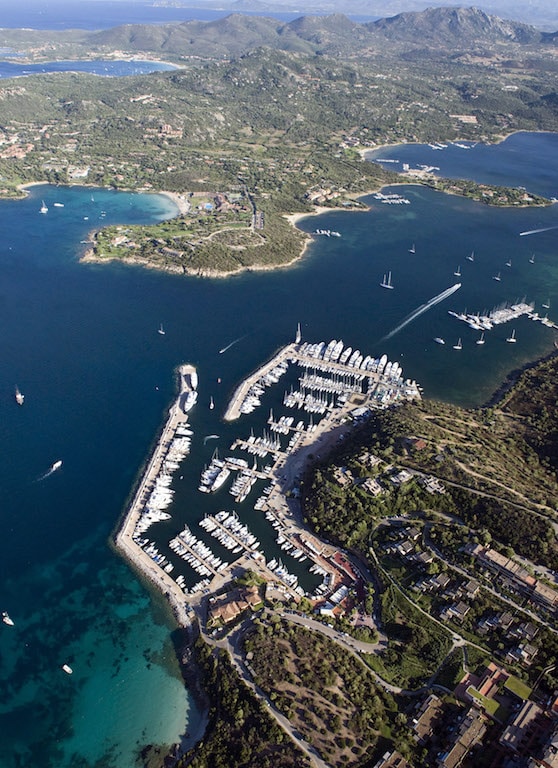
left=1, top=8, right=557, bottom=276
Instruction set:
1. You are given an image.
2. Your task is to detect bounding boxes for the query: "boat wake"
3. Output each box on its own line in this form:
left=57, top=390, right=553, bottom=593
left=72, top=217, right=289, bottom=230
left=203, top=435, right=220, bottom=445
left=36, top=460, right=63, bottom=482
left=519, top=226, right=558, bottom=237
left=382, top=283, right=462, bottom=341
left=219, top=334, right=248, bottom=354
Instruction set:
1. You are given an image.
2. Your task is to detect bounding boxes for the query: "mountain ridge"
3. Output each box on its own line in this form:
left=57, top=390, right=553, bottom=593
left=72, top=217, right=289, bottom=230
left=57, top=6, right=557, bottom=60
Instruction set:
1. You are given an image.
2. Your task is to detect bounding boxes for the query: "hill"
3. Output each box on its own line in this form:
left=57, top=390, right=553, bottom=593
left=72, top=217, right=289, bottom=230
left=0, top=7, right=555, bottom=60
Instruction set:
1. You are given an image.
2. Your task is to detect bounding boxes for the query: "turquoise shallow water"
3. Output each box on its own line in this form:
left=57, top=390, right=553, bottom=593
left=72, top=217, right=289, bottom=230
left=1, top=132, right=558, bottom=766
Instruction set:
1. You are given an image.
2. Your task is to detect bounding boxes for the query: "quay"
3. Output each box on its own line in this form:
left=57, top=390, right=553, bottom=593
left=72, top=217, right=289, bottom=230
left=223, top=343, right=297, bottom=421
left=115, top=363, right=197, bottom=627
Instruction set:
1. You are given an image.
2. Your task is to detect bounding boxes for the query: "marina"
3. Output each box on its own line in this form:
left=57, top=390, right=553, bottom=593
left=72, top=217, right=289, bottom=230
left=116, top=329, right=421, bottom=619
left=447, top=301, right=558, bottom=333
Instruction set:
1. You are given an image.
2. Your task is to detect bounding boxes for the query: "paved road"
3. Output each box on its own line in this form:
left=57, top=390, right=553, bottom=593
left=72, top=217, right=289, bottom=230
left=423, top=523, right=558, bottom=635
left=200, top=618, right=331, bottom=768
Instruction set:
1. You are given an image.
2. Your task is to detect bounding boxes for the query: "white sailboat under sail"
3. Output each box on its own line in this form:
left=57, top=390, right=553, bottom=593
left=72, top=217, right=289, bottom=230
left=40, top=200, right=48, bottom=214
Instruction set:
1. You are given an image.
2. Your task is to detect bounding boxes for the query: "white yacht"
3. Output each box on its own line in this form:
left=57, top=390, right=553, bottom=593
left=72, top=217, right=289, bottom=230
left=453, top=338, right=462, bottom=350
left=40, top=200, right=48, bottom=214
left=2, top=611, right=14, bottom=626
left=476, top=332, right=485, bottom=345
left=506, top=329, right=517, bottom=343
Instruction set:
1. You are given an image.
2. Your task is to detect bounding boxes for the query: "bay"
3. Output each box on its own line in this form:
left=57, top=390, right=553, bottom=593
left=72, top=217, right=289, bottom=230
left=0, top=0, right=379, bottom=31
left=0, top=60, right=178, bottom=78
left=1, top=131, right=557, bottom=767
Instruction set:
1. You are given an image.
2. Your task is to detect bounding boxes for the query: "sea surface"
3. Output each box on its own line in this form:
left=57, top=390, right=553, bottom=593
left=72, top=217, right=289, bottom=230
left=0, top=60, right=177, bottom=77
left=1, top=131, right=558, bottom=767
left=0, top=0, right=378, bottom=31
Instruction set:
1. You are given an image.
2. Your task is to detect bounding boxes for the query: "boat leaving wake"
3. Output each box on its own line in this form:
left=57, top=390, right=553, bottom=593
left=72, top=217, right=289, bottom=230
left=382, top=283, right=462, bottom=341
left=519, top=226, right=558, bottom=237
left=203, top=435, right=220, bottom=445
left=36, top=460, right=62, bottom=482
left=219, top=334, right=247, bottom=354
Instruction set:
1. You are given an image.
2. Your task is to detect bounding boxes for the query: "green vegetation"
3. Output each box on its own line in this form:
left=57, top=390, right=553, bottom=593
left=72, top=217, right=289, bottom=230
left=0, top=9, right=557, bottom=274
left=503, top=676, right=532, bottom=700
left=178, top=637, right=311, bottom=768
left=241, top=616, right=410, bottom=766
left=501, top=355, right=558, bottom=474
left=364, top=585, right=452, bottom=689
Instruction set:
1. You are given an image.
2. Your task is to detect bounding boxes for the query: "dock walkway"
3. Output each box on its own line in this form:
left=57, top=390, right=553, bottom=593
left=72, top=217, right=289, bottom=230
left=115, top=363, right=196, bottom=626
left=223, top=343, right=297, bottom=421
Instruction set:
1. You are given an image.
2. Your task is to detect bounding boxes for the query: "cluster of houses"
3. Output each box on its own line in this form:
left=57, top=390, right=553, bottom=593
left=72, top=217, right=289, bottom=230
left=206, top=584, right=263, bottom=626
left=382, top=523, right=547, bottom=669
left=467, top=544, right=558, bottom=615
left=332, top=453, right=446, bottom=499
left=376, top=661, right=558, bottom=767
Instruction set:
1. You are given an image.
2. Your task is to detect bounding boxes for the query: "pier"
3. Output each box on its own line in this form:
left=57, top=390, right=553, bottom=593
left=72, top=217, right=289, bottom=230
left=115, top=363, right=197, bottom=626
left=223, top=343, right=297, bottom=421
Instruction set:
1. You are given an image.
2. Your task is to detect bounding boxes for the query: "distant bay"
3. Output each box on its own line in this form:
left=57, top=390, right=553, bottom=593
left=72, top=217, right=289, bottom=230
left=1, top=132, right=558, bottom=767
left=0, top=59, right=178, bottom=78
left=0, top=0, right=379, bottom=31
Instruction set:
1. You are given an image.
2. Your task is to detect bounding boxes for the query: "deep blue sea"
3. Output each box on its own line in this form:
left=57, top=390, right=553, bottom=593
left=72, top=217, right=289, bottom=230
left=1, top=131, right=558, bottom=767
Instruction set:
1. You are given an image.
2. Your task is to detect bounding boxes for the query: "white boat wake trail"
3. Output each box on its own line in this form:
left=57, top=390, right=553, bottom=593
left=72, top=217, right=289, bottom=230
left=519, top=226, right=558, bottom=237
left=382, top=283, right=462, bottom=341
left=219, top=334, right=248, bottom=354
left=36, top=460, right=63, bottom=482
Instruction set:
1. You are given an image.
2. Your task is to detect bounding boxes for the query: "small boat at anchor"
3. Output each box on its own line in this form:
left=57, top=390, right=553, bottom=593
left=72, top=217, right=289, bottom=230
left=433, top=338, right=445, bottom=345
left=453, top=338, right=463, bottom=350
left=40, top=200, right=48, bottom=214
left=62, top=664, right=73, bottom=675
left=466, top=251, right=474, bottom=262
left=476, top=332, right=485, bottom=345
left=454, top=265, right=461, bottom=277
left=158, top=324, right=165, bottom=335
left=380, top=271, right=394, bottom=289
left=409, top=243, right=415, bottom=254
left=2, top=611, right=14, bottom=626
left=506, top=329, right=517, bottom=343
left=209, top=396, right=215, bottom=410
left=15, top=386, right=24, bottom=405
left=493, top=272, right=501, bottom=282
